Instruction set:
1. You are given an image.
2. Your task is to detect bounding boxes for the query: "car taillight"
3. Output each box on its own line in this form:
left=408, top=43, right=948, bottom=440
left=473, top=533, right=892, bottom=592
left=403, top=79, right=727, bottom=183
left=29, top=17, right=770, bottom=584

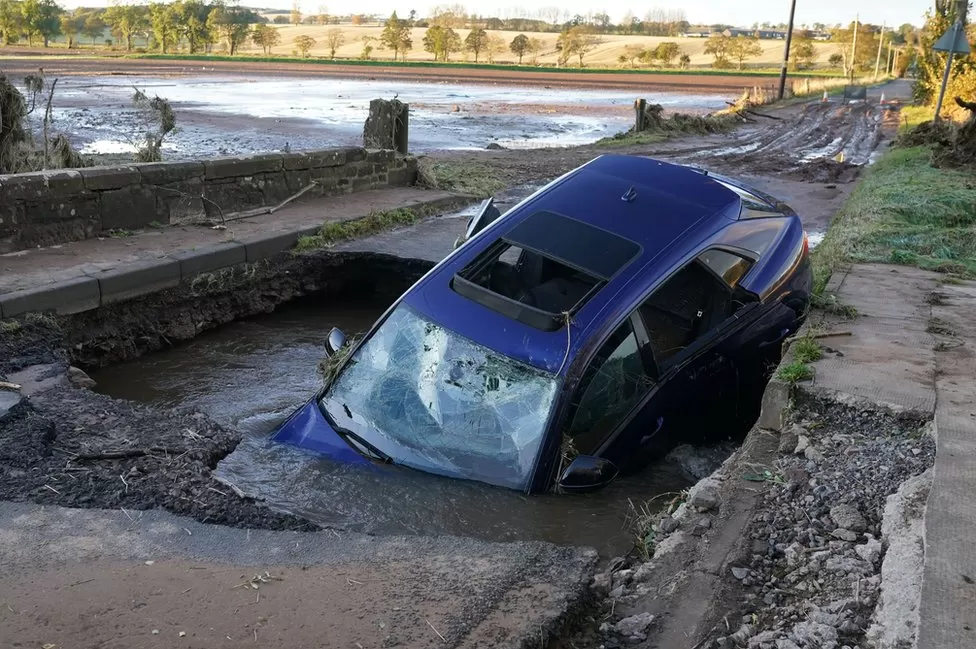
left=802, top=231, right=810, bottom=257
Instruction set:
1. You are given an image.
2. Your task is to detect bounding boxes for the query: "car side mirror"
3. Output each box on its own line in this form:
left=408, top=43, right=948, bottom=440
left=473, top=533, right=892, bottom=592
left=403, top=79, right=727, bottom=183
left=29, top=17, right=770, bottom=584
left=325, top=327, right=347, bottom=357
left=558, top=455, right=619, bottom=493
left=454, top=197, right=502, bottom=249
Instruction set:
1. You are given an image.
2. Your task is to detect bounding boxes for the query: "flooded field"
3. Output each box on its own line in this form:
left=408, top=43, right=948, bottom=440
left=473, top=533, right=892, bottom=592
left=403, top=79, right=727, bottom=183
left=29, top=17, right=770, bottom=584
left=39, top=74, right=732, bottom=157
left=91, top=297, right=695, bottom=557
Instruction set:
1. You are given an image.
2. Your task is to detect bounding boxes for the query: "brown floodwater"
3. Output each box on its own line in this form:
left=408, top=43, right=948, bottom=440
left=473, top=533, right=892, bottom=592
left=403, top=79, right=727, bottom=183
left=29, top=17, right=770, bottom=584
left=91, top=297, right=697, bottom=557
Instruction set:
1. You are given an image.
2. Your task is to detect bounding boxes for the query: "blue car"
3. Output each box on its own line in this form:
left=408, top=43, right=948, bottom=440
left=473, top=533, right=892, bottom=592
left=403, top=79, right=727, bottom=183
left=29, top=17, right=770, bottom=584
left=272, top=155, right=812, bottom=494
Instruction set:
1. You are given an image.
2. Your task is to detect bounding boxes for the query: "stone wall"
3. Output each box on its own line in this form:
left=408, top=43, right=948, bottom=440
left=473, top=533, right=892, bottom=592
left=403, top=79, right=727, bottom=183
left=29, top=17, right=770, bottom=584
left=0, top=148, right=416, bottom=252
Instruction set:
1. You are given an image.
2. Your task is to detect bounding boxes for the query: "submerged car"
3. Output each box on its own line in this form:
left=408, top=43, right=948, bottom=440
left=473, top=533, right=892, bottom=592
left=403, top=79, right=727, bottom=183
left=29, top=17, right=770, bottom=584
left=272, top=155, right=812, bottom=494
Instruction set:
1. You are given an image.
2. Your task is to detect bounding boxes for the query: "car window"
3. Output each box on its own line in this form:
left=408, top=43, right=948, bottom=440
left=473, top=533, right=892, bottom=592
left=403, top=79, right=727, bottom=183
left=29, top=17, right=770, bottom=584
left=566, top=320, right=650, bottom=454
left=638, top=253, right=736, bottom=369
left=713, top=179, right=784, bottom=219
left=698, top=249, right=753, bottom=288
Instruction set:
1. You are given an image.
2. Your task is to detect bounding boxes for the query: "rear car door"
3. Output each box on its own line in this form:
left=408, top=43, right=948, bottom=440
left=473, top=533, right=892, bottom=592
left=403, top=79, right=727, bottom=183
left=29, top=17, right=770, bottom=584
left=635, top=248, right=758, bottom=445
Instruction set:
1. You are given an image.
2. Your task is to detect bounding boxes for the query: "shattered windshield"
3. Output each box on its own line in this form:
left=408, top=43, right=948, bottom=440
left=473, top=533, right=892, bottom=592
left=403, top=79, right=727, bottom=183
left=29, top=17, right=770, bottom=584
left=320, top=304, right=559, bottom=490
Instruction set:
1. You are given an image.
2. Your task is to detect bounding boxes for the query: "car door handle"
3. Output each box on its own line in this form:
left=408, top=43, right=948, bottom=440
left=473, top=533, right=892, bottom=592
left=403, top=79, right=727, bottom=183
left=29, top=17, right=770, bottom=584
left=640, top=416, right=665, bottom=446
left=759, top=327, right=791, bottom=349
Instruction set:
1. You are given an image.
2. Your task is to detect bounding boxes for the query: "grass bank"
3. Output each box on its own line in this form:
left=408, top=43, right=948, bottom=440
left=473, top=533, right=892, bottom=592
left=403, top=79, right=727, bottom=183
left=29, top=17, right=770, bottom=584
left=814, top=144, right=976, bottom=288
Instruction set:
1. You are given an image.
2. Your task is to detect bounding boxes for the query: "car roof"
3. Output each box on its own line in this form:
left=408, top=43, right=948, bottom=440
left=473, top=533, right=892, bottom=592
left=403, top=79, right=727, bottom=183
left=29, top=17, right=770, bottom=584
left=403, top=155, right=744, bottom=374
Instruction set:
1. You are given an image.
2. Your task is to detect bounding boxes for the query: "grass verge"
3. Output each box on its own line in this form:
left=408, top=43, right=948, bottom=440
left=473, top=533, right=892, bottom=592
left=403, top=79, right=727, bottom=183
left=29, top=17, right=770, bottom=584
left=295, top=206, right=423, bottom=251
left=813, top=144, right=976, bottom=287
left=791, top=337, right=824, bottom=364
left=416, top=159, right=505, bottom=197
left=777, top=361, right=813, bottom=385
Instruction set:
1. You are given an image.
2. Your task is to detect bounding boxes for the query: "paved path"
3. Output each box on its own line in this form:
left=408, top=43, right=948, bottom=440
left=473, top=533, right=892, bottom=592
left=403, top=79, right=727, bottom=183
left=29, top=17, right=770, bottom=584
left=0, top=501, right=594, bottom=649
left=813, top=263, right=976, bottom=647
left=0, top=187, right=469, bottom=318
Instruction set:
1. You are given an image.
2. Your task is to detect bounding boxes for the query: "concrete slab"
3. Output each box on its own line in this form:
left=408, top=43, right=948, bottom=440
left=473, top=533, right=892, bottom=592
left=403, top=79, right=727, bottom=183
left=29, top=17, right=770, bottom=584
left=814, top=264, right=940, bottom=414
left=92, top=258, right=182, bottom=304
left=917, top=280, right=976, bottom=649
left=0, top=501, right=595, bottom=649
left=173, top=241, right=247, bottom=279
left=0, top=275, right=100, bottom=318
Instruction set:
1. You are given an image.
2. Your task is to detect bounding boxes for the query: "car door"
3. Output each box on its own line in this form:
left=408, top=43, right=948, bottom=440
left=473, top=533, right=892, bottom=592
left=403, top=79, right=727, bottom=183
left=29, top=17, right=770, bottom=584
left=634, top=248, right=759, bottom=446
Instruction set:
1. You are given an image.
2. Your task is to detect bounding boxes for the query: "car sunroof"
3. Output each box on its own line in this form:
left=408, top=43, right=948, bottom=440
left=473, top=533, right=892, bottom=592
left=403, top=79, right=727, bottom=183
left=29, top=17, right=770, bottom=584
left=451, top=211, right=640, bottom=331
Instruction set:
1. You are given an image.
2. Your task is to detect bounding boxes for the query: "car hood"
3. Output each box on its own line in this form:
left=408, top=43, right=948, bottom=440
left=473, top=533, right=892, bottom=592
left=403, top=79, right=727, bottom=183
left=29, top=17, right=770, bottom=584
left=270, top=398, right=373, bottom=466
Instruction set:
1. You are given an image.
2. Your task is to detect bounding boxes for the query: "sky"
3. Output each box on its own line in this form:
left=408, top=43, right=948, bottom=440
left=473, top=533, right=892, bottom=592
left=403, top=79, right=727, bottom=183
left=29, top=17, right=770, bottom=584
left=58, top=0, right=932, bottom=28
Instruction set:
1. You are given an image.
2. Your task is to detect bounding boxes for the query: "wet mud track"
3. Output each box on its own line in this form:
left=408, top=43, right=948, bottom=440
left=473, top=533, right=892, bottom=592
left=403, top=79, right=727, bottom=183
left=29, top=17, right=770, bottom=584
left=682, top=102, right=890, bottom=183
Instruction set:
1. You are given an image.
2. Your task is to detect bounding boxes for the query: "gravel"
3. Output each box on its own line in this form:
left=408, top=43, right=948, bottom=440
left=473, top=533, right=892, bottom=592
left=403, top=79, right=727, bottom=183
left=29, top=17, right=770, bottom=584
left=706, top=393, right=935, bottom=649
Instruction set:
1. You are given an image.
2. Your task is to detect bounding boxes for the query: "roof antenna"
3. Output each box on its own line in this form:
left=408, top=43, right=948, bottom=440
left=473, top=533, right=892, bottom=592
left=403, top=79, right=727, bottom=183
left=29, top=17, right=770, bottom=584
left=621, top=186, right=638, bottom=203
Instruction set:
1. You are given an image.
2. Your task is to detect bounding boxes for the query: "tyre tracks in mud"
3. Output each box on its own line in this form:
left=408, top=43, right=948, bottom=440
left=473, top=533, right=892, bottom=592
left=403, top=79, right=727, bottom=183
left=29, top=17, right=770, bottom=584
left=679, top=102, right=893, bottom=183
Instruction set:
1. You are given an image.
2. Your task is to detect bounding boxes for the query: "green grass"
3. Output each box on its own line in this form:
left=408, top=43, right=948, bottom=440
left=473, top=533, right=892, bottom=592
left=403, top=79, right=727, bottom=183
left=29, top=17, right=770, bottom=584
left=777, top=361, right=813, bottom=385
left=416, top=160, right=505, bottom=198
left=629, top=491, right=688, bottom=560
left=295, top=207, right=422, bottom=251
left=813, top=145, right=976, bottom=287
left=899, top=105, right=934, bottom=132
left=0, top=320, right=21, bottom=334
left=125, top=53, right=848, bottom=78
left=791, top=337, right=824, bottom=364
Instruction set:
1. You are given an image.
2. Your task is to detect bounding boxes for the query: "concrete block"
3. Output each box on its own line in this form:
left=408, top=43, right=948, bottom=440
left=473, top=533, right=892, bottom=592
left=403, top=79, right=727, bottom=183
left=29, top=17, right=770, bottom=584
left=365, top=149, right=395, bottom=164
left=80, top=166, right=141, bottom=191
left=243, top=231, right=301, bottom=262
left=99, top=186, right=157, bottom=231
left=757, top=378, right=791, bottom=432
left=203, top=153, right=284, bottom=180
left=388, top=168, right=417, bottom=186
left=155, top=178, right=206, bottom=225
left=174, top=242, right=246, bottom=280
left=345, top=148, right=367, bottom=163
left=0, top=276, right=100, bottom=317
left=282, top=152, right=313, bottom=171
left=306, top=149, right=348, bottom=168
left=137, top=161, right=205, bottom=186
left=93, top=258, right=181, bottom=304
left=0, top=169, right=85, bottom=199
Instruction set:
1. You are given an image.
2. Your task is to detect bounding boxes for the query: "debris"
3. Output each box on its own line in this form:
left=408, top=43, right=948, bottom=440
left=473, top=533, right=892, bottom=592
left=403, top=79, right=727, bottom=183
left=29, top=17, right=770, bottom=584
left=151, top=630, right=159, bottom=635
left=0, top=381, right=22, bottom=391
left=234, top=571, right=282, bottom=590
left=42, top=484, right=61, bottom=495
left=179, top=631, right=186, bottom=637
left=614, top=612, right=655, bottom=639
left=425, top=618, right=446, bottom=642
left=145, top=560, right=155, bottom=566
left=731, top=566, right=750, bottom=580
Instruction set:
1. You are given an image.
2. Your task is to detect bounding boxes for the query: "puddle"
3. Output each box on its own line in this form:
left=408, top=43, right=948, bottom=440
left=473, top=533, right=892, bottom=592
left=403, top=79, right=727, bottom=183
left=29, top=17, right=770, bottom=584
left=91, top=298, right=695, bottom=556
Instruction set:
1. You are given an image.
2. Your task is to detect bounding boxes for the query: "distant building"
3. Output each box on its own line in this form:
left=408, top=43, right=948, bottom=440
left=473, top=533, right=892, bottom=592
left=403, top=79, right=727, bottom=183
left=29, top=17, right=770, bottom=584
left=680, top=30, right=712, bottom=38
left=723, top=28, right=787, bottom=40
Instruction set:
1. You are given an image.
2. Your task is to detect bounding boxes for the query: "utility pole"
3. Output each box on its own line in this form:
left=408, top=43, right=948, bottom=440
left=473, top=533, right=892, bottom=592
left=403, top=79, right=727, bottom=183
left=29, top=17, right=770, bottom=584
left=887, top=42, right=894, bottom=75
left=777, top=0, right=798, bottom=100
left=849, top=14, right=859, bottom=83
left=874, top=22, right=886, bottom=81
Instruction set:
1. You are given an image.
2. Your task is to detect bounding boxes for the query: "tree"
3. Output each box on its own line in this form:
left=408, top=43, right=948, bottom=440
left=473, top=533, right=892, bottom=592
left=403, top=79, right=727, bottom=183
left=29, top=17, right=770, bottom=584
left=380, top=11, right=411, bottom=60
left=485, top=33, right=505, bottom=63
left=790, top=33, right=816, bottom=70
left=294, top=33, right=315, bottom=57
left=290, top=0, right=301, bottom=25
left=325, top=26, right=342, bottom=58
left=423, top=24, right=460, bottom=61
left=207, top=4, right=256, bottom=55
left=828, top=53, right=844, bottom=68
left=251, top=23, right=280, bottom=54
left=678, top=52, right=691, bottom=69
left=21, top=0, right=62, bottom=47
left=149, top=2, right=180, bottom=53
left=0, top=0, right=24, bottom=45
left=177, top=0, right=213, bottom=54
left=620, top=44, right=644, bottom=67
left=912, top=4, right=976, bottom=108
left=105, top=3, right=147, bottom=52
left=655, top=41, right=681, bottom=66
left=81, top=11, right=105, bottom=46
left=727, top=35, right=762, bottom=70
left=703, top=32, right=732, bottom=68
left=509, top=32, right=529, bottom=64
left=464, top=26, right=487, bottom=62
left=60, top=9, right=86, bottom=48
left=359, top=34, right=372, bottom=59
left=557, top=25, right=598, bottom=67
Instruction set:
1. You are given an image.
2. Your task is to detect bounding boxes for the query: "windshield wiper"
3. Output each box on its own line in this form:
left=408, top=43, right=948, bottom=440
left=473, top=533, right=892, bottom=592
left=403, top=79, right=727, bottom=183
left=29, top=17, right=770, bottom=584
left=332, top=422, right=393, bottom=464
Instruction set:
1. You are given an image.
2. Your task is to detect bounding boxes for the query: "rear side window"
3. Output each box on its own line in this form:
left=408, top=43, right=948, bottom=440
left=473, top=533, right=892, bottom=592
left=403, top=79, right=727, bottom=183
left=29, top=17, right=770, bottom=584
left=698, top=249, right=753, bottom=288
left=713, top=179, right=784, bottom=219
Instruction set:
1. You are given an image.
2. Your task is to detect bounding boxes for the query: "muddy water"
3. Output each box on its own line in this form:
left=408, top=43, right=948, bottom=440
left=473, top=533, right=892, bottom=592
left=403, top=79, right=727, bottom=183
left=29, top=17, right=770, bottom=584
left=92, top=298, right=692, bottom=556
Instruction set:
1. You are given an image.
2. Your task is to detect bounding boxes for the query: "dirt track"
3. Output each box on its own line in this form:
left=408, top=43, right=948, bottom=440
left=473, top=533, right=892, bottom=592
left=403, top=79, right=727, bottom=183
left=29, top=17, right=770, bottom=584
left=1, top=52, right=786, bottom=92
